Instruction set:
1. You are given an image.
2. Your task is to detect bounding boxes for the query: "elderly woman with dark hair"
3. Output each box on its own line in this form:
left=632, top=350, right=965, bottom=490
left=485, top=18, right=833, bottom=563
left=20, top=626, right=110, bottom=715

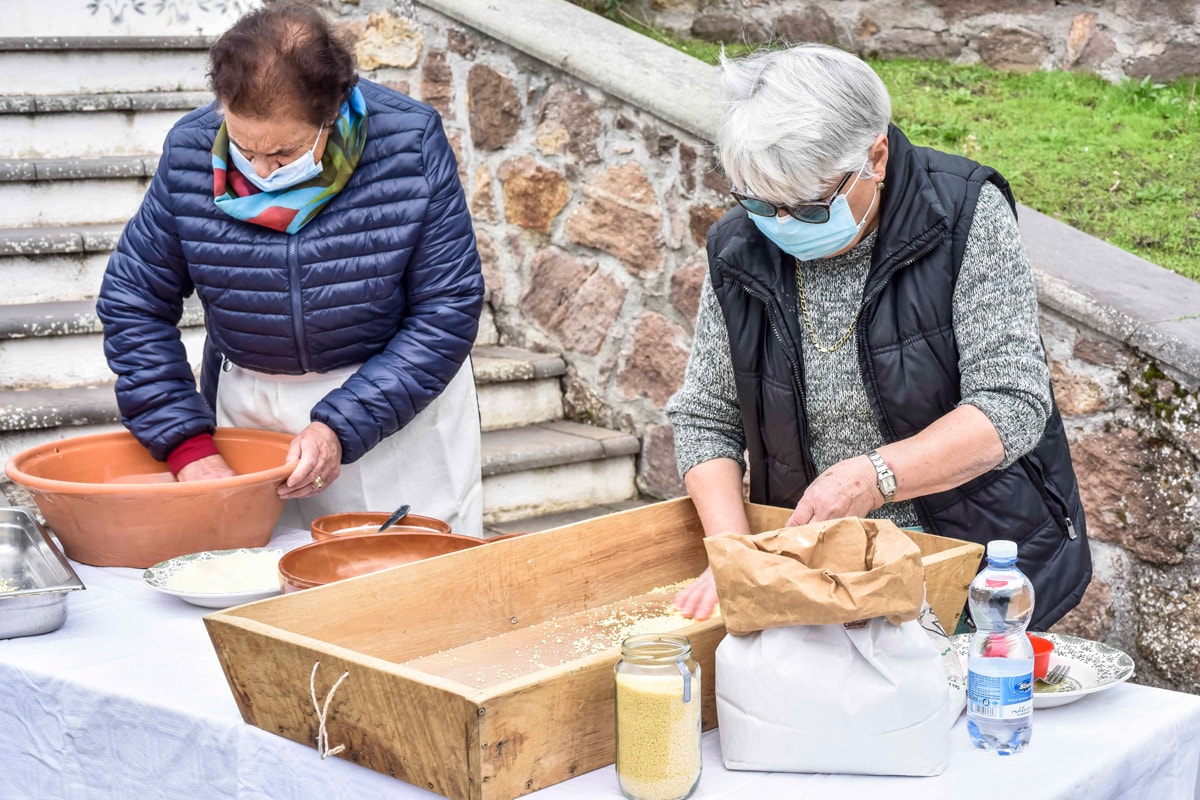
left=668, top=44, right=1091, bottom=630
left=97, top=2, right=485, bottom=534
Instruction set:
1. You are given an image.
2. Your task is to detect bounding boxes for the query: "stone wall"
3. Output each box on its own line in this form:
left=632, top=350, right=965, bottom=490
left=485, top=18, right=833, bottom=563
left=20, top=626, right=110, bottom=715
left=1043, top=311, right=1200, bottom=690
left=323, top=0, right=727, bottom=502
left=617, top=0, right=1200, bottom=83
left=319, top=0, right=1200, bottom=694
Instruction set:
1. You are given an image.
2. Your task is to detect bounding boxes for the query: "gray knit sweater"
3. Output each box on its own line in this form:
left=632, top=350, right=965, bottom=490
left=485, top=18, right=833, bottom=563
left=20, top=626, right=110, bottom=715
left=665, top=182, right=1051, bottom=527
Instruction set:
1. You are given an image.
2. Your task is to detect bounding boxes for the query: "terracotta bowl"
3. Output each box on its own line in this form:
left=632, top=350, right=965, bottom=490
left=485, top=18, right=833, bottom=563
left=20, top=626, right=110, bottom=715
left=310, top=511, right=452, bottom=542
left=4, top=428, right=295, bottom=568
left=278, top=531, right=487, bottom=592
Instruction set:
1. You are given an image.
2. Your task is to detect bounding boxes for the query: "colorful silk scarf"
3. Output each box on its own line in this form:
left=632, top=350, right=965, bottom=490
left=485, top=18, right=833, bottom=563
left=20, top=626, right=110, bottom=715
left=211, top=85, right=368, bottom=234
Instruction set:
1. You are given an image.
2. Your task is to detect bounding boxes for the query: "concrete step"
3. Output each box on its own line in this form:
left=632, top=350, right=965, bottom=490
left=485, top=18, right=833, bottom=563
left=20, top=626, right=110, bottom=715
left=0, top=91, right=211, bottom=159
left=0, top=294, right=504, bottom=388
left=0, top=156, right=156, bottom=228
left=0, top=344, right=566, bottom=451
left=0, top=37, right=214, bottom=96
left=0, top=224, right=122, bottom=303
left=483, top=497, right=652, bottom=537
left=1, top=419, right=641, bottom=528
left=472, top=345, right=565, bottom=431
left=0, top=228, right=508, bottom=329
left=0, top=298, right=205, bottom=390
left=480, top=421, right=640, bottom=524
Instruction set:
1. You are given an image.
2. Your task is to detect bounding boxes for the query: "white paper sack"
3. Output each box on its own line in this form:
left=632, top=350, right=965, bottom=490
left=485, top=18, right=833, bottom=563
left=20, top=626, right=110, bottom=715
left=716, top=614, right=955, bottom=776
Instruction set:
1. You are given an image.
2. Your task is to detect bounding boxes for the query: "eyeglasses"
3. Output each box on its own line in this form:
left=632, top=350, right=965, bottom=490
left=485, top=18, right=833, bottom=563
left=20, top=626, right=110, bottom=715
left=731, top=171, right=855, bottom=224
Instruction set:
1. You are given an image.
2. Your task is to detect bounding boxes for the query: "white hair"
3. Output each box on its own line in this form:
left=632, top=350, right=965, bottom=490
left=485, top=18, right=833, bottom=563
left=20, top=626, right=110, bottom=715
left=717, top=44, right=892, bottom=205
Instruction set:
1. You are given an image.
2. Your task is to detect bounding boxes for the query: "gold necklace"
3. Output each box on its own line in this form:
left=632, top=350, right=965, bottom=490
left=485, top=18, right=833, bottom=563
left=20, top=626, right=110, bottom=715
left=796, top=257, right=860, bottom=353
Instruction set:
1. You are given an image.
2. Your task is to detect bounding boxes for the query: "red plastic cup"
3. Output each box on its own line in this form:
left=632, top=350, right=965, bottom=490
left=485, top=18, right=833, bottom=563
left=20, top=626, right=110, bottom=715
left=1028, top=634, right=1054, bottom=679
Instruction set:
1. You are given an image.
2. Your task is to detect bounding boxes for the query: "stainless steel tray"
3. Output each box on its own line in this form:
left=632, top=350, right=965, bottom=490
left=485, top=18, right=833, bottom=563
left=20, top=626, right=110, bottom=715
left=0, top=507, right=85, bottom=639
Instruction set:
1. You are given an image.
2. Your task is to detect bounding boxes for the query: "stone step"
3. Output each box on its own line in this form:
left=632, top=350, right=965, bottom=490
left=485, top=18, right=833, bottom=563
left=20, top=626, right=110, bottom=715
left=0, top=232, right=506, bottom=335
left=0, top=91, right=211, bottom=159
left=483, top=497, right=652, bottom=537
left=0, top=293, right=501, bottom=387
left=471, top=345, right=565, bottom=431
left=0, top=156, right=156, bottom=228
left=480, top=421, right=640, bottom=524
left=0, top=37, right=214, bottom=96
left=1, top=419, right=641, bottom=528
left=0, top=344, right=565, bottom=442
left=0, top=298, right=204, bottom=390
left=0, top=224, right=121, bottom=303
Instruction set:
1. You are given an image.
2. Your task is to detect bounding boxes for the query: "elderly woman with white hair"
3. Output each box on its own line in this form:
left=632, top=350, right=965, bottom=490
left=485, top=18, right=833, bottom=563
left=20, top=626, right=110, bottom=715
left=667, top=44, right=1091, bottom=632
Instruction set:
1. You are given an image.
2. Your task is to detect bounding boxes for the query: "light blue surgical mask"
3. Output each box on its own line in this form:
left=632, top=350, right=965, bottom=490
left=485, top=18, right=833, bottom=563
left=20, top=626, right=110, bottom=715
left=749, top=163, right=877, bottom=261
left=228, top=124, right=324, bottom=193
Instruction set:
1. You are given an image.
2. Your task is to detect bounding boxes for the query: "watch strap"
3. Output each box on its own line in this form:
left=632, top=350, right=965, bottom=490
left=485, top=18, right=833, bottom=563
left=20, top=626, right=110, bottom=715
left=867, top=450, right=897, bottom=503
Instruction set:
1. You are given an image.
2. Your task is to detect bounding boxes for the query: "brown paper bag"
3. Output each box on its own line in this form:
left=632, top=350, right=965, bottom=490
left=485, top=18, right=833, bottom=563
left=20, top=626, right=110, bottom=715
left=704, top=517, right=925, bottom=635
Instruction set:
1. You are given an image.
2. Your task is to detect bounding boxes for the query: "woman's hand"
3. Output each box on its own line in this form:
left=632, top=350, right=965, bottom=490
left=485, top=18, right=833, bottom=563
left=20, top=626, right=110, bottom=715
left=175, top=454, right=237, bottom=482
left=279, top=421, right=342, bottom=499
left=787, top=455, right=881, bottom=526
left=674, top=568, right=719, bottom=621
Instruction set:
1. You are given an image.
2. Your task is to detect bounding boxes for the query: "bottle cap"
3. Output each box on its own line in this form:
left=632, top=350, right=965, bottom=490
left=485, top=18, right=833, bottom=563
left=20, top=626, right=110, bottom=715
left=987, top=539, right=1018, bottom=560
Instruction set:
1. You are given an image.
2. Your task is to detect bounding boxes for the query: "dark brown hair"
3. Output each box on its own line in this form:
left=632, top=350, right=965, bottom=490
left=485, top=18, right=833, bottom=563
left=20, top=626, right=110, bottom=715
left=208, top=1, right=358, bottom=126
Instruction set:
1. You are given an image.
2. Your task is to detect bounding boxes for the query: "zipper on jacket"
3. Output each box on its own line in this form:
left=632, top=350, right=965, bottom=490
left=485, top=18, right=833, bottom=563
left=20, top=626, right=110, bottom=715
left=854, top=232, right=947, bottom=445
left=220, top=353, right=233, bottom=372
left=732, top=278, right=817, bottom=485
left=1041, top=476, right=1077, bottom=539
left=1025, top=456, right=1078, bottom=540
left=855, top=230, right=948, bottom=533
left=287, top=237, right=313, bottom=373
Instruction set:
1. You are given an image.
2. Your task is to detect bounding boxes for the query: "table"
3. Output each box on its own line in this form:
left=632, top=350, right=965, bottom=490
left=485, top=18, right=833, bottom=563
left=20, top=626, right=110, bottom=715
left=3, top=524, right=1200, bottom=800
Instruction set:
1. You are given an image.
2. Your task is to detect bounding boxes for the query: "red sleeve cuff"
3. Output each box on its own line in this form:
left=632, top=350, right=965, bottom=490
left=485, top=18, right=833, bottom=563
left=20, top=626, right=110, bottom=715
left=167, top=433, right=220, bottom=476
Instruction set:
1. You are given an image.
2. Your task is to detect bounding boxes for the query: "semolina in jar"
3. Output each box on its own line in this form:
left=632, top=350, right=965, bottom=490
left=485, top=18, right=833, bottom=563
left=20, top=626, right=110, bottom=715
left=614, top=634, right=702, bottom=800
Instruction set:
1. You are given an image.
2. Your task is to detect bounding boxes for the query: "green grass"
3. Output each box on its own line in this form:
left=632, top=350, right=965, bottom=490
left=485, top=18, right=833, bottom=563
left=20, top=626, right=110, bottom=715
left=874, top=61, right=1200, bottom=282
left=590, top=3, right=1200, bottom=282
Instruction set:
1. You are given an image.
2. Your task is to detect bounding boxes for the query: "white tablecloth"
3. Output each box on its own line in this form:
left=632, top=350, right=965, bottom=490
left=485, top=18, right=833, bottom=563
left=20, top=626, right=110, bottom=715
left=3, top=525, right=1200, bottom=800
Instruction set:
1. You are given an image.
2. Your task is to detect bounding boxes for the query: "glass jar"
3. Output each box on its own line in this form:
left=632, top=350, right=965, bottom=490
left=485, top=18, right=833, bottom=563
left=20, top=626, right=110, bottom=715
left=614, top=634, right=702, bottom=800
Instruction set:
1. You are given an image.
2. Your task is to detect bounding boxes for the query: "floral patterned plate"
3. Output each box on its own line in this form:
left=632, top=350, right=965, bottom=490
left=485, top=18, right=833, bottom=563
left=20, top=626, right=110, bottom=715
left=952, top=632, right=1135, bottom=709
left=143, top=547, right=283, bottom=609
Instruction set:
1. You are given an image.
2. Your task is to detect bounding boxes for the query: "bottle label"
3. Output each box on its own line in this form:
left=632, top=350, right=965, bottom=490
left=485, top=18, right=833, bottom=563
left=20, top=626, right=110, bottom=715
left=968, top=670, right=1033, bottom=720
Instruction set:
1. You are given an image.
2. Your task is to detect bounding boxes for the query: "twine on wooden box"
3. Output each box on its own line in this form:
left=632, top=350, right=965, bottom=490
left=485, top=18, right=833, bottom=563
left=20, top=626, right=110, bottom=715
left=310, top=661, right=351, bottom=759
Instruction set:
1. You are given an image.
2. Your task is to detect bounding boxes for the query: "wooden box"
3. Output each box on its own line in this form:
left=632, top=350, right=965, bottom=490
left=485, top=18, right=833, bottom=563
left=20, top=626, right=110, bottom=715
left=205, top=499, right=983, bottom=800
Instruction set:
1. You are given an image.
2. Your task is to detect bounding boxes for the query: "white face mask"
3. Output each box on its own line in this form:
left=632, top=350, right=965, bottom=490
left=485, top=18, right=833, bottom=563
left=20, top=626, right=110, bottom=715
left=228, top=125, right=324, bottom=193
left=749, top=157, right=876, bottom=261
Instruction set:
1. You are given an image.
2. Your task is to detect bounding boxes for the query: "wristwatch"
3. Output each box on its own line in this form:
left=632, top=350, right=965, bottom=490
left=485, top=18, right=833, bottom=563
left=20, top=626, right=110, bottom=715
left=867, top=450, right=897, bottom=503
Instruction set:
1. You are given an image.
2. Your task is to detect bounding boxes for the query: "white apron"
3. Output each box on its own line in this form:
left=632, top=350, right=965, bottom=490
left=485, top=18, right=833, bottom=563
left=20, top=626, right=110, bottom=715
left=215, top=359, right=484, bottom=537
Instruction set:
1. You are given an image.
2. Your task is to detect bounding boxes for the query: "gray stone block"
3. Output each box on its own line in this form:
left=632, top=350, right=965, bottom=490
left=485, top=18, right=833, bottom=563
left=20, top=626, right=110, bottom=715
left=1020, top=204, right=1200, bottom=384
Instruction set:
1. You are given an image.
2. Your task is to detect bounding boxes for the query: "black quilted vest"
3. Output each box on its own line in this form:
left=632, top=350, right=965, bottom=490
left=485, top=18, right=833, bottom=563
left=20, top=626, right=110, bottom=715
left=708, top=125, right=1091, bottom=629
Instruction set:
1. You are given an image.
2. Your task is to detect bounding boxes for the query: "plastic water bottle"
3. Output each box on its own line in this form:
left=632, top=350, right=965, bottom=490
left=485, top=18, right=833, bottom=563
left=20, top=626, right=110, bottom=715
left=967, top=539, right=1035, bottom=755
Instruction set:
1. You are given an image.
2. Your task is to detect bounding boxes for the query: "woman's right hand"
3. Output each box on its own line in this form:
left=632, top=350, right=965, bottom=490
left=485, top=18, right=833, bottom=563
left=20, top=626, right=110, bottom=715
left=674, top=567, right=719, bottom=620
left=175, top=454, right=237, bottom=482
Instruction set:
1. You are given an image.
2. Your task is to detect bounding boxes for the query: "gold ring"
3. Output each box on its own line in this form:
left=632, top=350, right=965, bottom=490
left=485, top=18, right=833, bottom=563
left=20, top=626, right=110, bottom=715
left=314, top=475, right=324, bottom=490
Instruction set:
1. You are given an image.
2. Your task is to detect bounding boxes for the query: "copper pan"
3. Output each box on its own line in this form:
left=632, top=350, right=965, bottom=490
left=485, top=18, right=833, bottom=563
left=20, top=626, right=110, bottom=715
left=278, top=529, right=532, bottom=592
left=310, top=511, right=452, bottom=542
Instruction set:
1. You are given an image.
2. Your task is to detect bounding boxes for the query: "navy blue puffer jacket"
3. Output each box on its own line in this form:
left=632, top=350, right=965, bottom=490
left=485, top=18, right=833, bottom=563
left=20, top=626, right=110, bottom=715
left=97, top=80, right=484, bottom=464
